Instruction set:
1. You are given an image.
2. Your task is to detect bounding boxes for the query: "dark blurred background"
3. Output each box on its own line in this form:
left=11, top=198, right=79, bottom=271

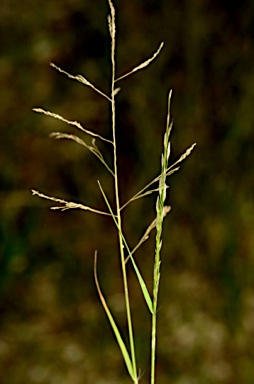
left=1, top=0, right=254, bottom=383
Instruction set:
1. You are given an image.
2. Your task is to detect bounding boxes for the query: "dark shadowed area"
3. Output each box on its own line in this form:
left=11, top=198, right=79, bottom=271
left=1, top=0, right=254, bottom=383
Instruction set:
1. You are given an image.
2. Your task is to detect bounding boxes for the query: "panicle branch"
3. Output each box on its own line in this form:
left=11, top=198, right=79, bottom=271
left=31, top=189, right=111, bottom=215
left=33, top=108, right=113, bottom=144
left=49, top=132, right=114, bottom=176
left=115, top=42, right=164, bottom=82
left=125, top=206, right=171, bottom=263
left=50, top=63, right=111, bottom=101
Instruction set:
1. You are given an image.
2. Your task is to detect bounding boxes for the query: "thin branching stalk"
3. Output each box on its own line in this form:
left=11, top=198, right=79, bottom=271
left=32, top=108, right=113, bottom=144
left=108, top=0, right=138, bottom=381
left=115, top=42, right=164, bottom=82
left=124, top=206, right=171, bottom=263
left=50, top=62, right=112, bottom=101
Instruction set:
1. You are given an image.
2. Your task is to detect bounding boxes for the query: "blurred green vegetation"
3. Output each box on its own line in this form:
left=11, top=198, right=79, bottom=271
left=1, top=0, right=254, bottom=383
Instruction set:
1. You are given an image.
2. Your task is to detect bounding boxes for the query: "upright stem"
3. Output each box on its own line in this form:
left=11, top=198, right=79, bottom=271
left=109, top=2, right=137, bottom=381
left=150, top=234, right=161, bottom=384
left=150, top=92, right=172, bottom=384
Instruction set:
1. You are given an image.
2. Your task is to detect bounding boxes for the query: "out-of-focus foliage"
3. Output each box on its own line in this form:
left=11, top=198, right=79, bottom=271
left=1, top=0, right=254, bottom=383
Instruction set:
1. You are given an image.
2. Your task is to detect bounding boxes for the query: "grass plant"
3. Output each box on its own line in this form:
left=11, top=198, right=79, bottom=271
left=32, top=0, right=196, bottom=382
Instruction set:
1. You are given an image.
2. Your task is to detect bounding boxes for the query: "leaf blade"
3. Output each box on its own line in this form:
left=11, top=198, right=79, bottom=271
left=94, top=252, right=135, bottom=379
left=98, top=181, right=154, bottom=314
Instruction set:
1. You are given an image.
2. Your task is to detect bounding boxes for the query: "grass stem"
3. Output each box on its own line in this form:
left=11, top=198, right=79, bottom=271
left=151, top=91, right=173, bottom=384
left=108, top=0, right=138, bottom=381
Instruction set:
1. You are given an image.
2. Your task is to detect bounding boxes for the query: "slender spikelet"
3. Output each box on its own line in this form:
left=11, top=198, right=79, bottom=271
left=151, top=90, right=173, bottom=384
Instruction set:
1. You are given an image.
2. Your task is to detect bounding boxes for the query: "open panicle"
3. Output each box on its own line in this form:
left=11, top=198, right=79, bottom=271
left=32, top=0, right=195, bottom=383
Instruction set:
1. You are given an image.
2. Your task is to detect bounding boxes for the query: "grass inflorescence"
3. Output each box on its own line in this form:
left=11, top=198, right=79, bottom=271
left=32, top=1, right=196, bottom=383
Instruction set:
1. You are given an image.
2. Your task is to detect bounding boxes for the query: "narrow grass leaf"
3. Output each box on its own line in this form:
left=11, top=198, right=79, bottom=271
left=98, top=181, right=154, bottom=314
left=94, top=252, right=135, bottom=380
